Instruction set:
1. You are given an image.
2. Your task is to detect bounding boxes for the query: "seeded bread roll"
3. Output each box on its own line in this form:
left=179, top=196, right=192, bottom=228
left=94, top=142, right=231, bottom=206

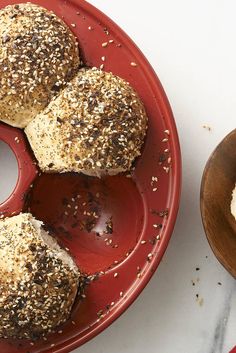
left=25, top=68, right=148, bottom=176
left=0, top=213, right=82, bottom=339
left=231, top=184, right=236, bottom=220
left=0, top=3, right=79, bottom=128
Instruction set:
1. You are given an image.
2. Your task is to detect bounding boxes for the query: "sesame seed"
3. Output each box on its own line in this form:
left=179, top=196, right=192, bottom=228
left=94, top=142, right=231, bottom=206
left=162, top=138, right=168, bottom=142
left=102, top=42, right=108, bottom=47
left=164, top=129, right=170, bottom=135
left=120, top=292, right=123, bottom=297
left=163, top=166, right=170, bottom=173
left=152, top=188, right=158, bottom=192
left=101, top=56, right=106, bottom=61
left=71, top=23, right=76, bottom=27
left=114, top=272, right=118, bottom=278
left=202, top=124, right=211, bottom=131
left=131, top=62, right=137, bottom=67
left=141, top=240, right=146, bottom=244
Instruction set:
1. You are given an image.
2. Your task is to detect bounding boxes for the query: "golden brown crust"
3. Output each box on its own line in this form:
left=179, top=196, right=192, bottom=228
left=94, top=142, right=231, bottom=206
left=25, top=68, right=148, bottom=176
left=0, top=3, right=79, bottom=128
left=0, top=213, right=82, bottom=339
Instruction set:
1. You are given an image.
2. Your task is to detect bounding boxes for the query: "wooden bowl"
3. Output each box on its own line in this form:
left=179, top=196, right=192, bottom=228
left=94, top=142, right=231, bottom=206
left=200, top=129, right=236, bottom=278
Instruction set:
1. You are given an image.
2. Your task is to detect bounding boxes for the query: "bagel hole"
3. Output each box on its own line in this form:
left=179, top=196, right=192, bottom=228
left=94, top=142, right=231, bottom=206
left=0, top=141, right=18, bottom=204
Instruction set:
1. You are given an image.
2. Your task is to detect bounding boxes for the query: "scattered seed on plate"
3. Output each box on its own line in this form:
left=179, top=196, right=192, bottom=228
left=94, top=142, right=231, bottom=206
left=162, top=138, right=168, bottom=142
left=131, top=62, right=137, bottom=67
left=72, top=321, right=76, bottom=325
left=156, top=234, right=160, bottom=240
left=111, top=301, right=115, bottom=306
left=152, top=188, right=158, bottom=192
left=109, top=39, right=114, bottom=43
left=114, top=272, right=118, bottom=278
left=147, top=253, right=153, bottom=262
left=102, top=42, right=108, bottom=47
left=163, top=166, right=170, bottom=173
left=101, top=56, right=106, bottom=61
left=97, top=310, right=104, bottom=318
left=141, top=240, right=146, bottom=244
left=51, top=344, right=55, bottom=348
left=168, top=157, right=172, bottom=164
left=100, top=64, right=104, bottom=69
left=71, top=23, right=76, bottom=27
left=153, top=224, right=158, bottom=228
left=120, top=292, right=123, bottom=297
left=164, top=149, right=169, bottom=153
left=152, top=176, right=158, bottom=182
left=58, top=330, right=63, bottom=334
left=88, top=26, right=93, bottom=30
left=164, top=129, right=170, bottom=135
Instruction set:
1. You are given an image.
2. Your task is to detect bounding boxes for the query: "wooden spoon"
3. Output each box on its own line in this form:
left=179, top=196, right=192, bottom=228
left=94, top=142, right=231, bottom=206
left=200, top=129, right=236, bottom=278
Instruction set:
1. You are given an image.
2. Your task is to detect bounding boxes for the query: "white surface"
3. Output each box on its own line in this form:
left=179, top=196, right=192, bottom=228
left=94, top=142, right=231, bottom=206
left=0, top=1, right=235, bottom=352
left=0, top=141, right=18, bottom=204
left=77, top=1, right=235, bottom=353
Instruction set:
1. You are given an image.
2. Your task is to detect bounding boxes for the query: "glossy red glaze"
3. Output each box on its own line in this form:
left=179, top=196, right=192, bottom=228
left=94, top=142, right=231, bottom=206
left=24, top=173, right=145, bottom=274
left=230, top=348, right=236, bottom=353
left=0, top=0, right=181, bottom=352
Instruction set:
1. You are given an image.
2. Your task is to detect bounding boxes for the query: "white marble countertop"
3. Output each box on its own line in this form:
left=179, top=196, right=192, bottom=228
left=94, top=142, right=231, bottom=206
left=76, top=1, right=236, bottom=352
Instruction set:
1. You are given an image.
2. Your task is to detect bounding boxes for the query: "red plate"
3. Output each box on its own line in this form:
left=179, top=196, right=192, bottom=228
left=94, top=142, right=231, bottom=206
left=0, top=0, right=181, bottom=352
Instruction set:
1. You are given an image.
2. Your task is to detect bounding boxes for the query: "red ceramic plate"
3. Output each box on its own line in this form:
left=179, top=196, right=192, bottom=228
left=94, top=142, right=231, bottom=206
left=0, top=0, right=181, bottom=352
